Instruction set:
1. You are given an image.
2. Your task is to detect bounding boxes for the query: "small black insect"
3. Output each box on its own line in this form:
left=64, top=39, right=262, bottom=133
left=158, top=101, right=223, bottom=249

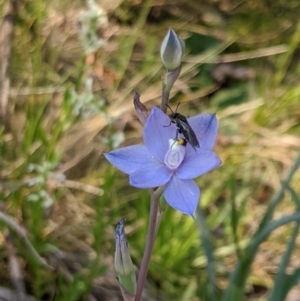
left=165, top=103, right=200, bottom=149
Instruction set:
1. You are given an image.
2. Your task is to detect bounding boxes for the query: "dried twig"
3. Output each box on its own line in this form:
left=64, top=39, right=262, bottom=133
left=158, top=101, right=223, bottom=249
left=0, top=0, right=18, bottom=127
left=0, top=210, right=53, bottom=270
left=184, top=44, right=288, bottom=64
left=5, top=233, right=27, bottom=301
left=59, top=179, right=104, bottom=196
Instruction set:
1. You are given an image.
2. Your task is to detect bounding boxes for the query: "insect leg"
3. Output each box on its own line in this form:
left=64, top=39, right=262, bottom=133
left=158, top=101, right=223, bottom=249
left=170, top=129, right=180, bottom=149
left=163, top=120, right=172, bottom=127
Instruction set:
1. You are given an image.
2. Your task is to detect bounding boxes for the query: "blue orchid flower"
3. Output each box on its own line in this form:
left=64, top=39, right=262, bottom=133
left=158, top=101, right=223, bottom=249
left=104, top=107, right=221, bottom=217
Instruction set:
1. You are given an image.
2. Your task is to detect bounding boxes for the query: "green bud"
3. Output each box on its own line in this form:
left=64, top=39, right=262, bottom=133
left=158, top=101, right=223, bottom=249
left=115, top=219, right=136, bottom=295
left=160, top=28, right=185, bottom=71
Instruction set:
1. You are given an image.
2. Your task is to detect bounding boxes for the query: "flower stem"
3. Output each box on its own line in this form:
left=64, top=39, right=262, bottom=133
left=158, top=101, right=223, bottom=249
left=161, top=65, right=181, bottom=113
left=161, top=85, right=170, bottom=114
left=135, top=189, right=160, bottom=301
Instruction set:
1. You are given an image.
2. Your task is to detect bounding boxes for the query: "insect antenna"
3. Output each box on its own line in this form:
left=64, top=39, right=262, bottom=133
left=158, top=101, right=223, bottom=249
left=166, top=102, right=181, bottom=114
left=165, top=104, right=174, bottom=114
left=174, top=102, right=181, bottom=113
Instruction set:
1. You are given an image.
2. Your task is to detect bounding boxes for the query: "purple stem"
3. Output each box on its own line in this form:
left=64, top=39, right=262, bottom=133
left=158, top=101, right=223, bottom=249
left=135, top=189, right=160, bottom=301
left=161, top=87, right=170, bottom=114
left=161, top=65, right=181, bottom=113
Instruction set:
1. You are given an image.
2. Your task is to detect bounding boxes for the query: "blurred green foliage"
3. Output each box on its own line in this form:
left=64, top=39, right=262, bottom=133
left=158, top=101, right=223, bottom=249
left=0, top=0, right=300, bottom=300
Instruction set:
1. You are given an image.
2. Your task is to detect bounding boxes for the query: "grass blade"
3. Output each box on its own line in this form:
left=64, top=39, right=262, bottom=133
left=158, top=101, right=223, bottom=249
left=222, top=211, right=300, bottom=301
left=268, top=186, right=300, bottom=301
left=195, top=205, right=218, bottom=300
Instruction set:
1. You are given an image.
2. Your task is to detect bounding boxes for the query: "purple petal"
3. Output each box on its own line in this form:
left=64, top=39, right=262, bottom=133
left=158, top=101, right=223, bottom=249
left=164, top=175, right=200, bottom=216
left=130, top=164, right=172, bottom=188
left=188, top=114, right=218, bottom=151
left=104, top=145, right=159, bottom=174
left=143, top=107, right=177, bottom=161
left=177, top=151, right=221, bottom=179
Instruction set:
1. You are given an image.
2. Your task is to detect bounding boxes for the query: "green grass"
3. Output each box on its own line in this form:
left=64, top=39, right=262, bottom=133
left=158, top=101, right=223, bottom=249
left=1, top=0, right=300, bottom=300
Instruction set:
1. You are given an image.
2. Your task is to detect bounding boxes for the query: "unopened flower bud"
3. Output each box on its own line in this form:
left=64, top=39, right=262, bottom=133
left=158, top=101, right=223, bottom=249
left=133, top=89, right=148, bottom=125
left=160, top=28, right=185, bottom=71
left=115, top=219, right=136, bottom=296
